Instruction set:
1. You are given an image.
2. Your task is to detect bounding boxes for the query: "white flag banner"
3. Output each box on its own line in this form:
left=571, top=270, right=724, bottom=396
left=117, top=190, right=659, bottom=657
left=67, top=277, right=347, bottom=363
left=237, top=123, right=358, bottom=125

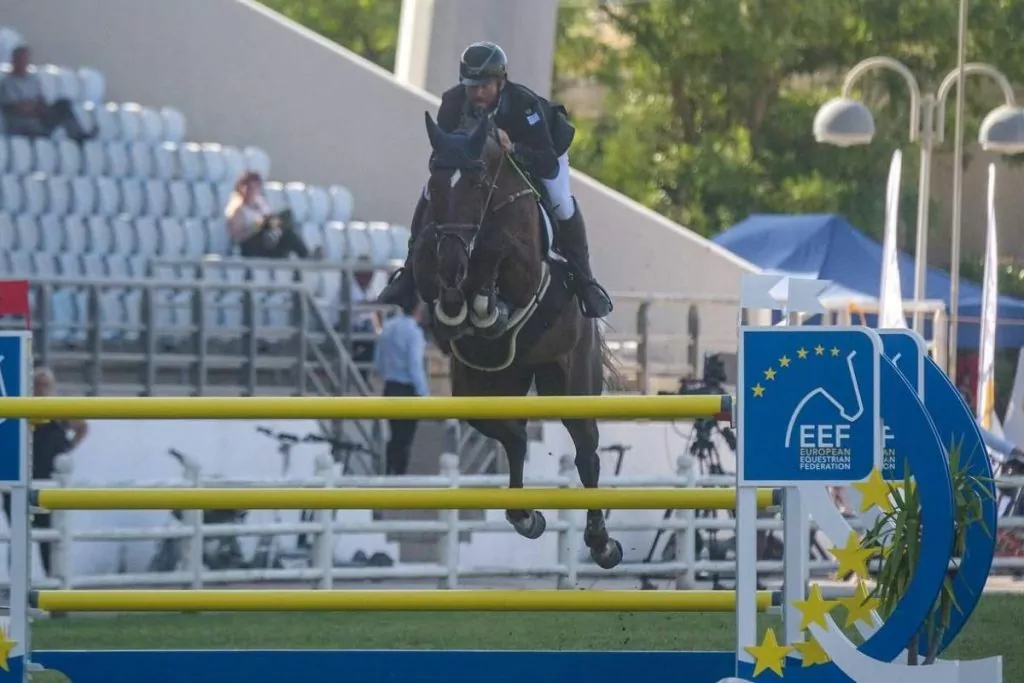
left=878, top=149, right=907, bottom=329
left=977, top=163, right=999, bottom=428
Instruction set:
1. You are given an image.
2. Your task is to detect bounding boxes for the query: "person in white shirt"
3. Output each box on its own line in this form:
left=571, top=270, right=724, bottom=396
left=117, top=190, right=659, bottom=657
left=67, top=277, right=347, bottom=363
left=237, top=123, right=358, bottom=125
left=0, top=45, right=95, bottom=141
left=224, top=171, right=314, bottom=259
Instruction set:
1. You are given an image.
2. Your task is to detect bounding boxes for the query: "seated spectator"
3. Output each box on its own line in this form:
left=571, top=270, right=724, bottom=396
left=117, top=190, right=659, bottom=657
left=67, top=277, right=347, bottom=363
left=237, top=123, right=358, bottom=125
left=0, top=45, right=95, bottom=141
left=224, top=171, right=316, bottom=259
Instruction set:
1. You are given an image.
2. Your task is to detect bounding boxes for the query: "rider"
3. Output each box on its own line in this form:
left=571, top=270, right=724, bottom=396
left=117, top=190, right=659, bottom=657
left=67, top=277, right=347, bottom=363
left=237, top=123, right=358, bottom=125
left=377, top=41, right=613, bottom=319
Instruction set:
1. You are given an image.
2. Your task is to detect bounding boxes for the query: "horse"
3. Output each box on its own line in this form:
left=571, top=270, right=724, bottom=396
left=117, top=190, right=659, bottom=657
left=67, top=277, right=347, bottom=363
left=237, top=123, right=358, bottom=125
left=410, top=110, right=623, bottom=570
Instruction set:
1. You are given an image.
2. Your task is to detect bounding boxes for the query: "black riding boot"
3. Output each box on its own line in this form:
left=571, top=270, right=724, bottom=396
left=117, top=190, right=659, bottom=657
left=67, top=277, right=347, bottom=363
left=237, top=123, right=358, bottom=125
left=556, top=199, right=613, bottom=318
left=377, top=193, right=429, bottom=307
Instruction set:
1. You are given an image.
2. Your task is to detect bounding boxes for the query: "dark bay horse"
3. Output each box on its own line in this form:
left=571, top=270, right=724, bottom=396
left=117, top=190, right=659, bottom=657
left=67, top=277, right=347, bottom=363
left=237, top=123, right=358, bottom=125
left=411, top=111, right=622, bottom=570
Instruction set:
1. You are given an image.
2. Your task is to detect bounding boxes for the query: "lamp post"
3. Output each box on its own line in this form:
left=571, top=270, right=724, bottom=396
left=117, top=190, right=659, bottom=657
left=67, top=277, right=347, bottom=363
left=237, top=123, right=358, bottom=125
left=812, top=59, right=1024, bottom=364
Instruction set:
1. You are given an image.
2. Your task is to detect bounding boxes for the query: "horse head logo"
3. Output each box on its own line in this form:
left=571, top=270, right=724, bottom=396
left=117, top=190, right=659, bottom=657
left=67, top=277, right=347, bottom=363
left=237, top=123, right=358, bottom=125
left=783, top=348, right=865, bottom=449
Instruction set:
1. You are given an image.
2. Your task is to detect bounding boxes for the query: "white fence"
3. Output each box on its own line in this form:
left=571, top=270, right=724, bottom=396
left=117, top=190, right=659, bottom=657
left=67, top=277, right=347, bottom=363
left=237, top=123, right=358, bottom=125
left=6, top=452, right=1024, bottom=591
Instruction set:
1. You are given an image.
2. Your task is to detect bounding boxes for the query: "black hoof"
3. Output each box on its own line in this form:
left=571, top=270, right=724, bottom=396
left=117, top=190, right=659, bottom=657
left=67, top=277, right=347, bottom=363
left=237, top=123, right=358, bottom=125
left=591, top=538, right=623, bottom=570
left=506, top=510, right=546, bottom=540
left=584, top=524, right=609, bottom=550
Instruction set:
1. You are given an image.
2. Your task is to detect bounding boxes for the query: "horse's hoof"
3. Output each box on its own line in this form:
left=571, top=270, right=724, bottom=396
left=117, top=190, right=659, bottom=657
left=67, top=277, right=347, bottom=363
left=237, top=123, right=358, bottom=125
left=506, top=509, right=546, bottom=539
left=584, top=524, right=609, bottom=550
left=591, top=538, right=623, bottom=570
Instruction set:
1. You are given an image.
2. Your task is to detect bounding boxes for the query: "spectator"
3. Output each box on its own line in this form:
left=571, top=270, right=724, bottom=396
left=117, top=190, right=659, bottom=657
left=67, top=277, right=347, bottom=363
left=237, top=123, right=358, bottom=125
left=3, top=367, right=88, bottom=578
left=224, top=171, right=315, bottom=259
left=341, top=256, right=383, bottom=381
left=373, top=299, right=429, bottom=475
left=0, top=45, right=95, bottom=141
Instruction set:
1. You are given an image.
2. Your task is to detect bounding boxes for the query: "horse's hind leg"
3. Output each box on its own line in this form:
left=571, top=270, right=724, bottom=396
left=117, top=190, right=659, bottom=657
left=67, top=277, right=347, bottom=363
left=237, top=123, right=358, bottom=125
left=468, top=417, right=546, bottom=539
left=562, top=417, right=622, bottom=569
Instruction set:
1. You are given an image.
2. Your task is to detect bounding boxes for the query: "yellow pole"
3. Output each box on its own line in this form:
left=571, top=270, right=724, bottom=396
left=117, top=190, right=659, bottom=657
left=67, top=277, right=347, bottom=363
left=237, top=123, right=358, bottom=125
left=0, top=395, right=732, bottom=421
left=37, top=487, right=778, bottom=511
left=33, top=589, right=776, bottom=613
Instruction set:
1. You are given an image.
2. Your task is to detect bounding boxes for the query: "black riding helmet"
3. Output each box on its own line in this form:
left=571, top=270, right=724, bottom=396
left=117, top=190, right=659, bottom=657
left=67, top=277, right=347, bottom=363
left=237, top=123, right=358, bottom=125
left=459, top=41, right=508, bottom=86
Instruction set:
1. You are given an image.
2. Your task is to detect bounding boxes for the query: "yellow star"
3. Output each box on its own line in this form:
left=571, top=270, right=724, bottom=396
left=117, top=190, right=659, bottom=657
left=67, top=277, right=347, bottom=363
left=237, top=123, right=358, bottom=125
left=752, top=384, right=765, bottom=398
left=814, top=344, right=825, bottom=356
left=792, top=583, right=837, bottom=630
left=764, top=367, right=777, bottom=381
left=797, top=347, right=809, bottom=359
left=744, top=628, right=791, bottom=677
left=836, top=581, right=880, bottom=628
left=831, top=531, right=877, bottom=580
left=852, top=468, right=894, bottom=513
left=830, top=346, right=840, bottom=356
left=792, top=635, right=831, bottom=667
left=0, top=629, right=16, bottom=672
left=779, top=355, right=791, bottom=368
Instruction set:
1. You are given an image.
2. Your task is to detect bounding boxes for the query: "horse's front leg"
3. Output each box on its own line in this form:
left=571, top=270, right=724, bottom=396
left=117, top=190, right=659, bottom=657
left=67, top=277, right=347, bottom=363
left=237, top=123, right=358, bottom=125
left=565, top=418, right=623, bottom=570
left=465, top=254, right=509, bottom=337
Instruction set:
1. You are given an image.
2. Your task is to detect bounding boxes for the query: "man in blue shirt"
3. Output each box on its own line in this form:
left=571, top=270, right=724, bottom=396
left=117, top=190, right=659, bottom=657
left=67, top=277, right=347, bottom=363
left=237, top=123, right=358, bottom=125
left=373, top=299, right=429, bottom=475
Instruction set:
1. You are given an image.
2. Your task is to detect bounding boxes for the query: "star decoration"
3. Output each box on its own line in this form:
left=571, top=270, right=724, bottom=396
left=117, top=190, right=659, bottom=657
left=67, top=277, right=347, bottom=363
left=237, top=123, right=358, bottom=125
left=0, top=628, right=16, bottom=672
left=831, top=531, right=876, bottom=580
left=814, top=344, right=825, bottom=356
left=797, top=347, right=809, bottom=359
left=792, top=583, right=837, bottom=630
left=851, top=468, right=894, bottom=513
left=837, top=581, right=880, bottom=628
left=764, top=367, right=777, bottom=381
left=752, top=384, right=765, bottom=398
left=779, top=355, right=791, bottom=368
left=744, top=628, right=791, bottom=677
left=792, top=635, right=831, bottom=667
left=830, top=346, right=840, bottom=356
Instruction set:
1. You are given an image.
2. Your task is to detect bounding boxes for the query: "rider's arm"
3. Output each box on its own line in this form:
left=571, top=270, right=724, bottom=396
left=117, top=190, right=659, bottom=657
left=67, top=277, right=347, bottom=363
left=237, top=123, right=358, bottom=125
left=507, top=95, right=559, bottom=180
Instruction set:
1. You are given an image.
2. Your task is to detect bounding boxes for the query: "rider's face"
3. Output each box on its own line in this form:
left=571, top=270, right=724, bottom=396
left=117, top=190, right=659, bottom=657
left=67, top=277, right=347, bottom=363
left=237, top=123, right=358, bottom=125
left=466, top=79, right=501, bottom=112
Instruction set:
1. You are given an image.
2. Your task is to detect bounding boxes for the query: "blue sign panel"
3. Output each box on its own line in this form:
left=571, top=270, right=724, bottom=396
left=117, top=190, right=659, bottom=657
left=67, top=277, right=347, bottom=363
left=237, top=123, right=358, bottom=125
left=879, top=329, right=925, bottom=396
left=738, top=326, right=881, bottom=485
left=0, top=334, right=25, bottom=483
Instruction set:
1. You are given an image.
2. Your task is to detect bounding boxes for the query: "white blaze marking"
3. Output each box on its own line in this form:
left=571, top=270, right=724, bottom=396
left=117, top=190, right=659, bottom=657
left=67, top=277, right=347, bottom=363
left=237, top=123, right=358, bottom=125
left=450, top=169, right=461, bottom=188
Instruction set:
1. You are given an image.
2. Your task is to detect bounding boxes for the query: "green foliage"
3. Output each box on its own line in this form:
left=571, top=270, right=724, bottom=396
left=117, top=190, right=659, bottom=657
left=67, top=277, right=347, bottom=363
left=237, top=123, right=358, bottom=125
left=860, top=441, right=992, bottom=664
left=259, top=0, right=401, bottom=70
left=554, top=0, right=1024, bottom=237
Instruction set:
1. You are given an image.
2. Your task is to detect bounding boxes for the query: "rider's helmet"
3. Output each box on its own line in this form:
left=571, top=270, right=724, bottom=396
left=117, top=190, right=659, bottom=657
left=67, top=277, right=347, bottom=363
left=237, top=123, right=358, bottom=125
left=459, top=41, right=508, bottom=86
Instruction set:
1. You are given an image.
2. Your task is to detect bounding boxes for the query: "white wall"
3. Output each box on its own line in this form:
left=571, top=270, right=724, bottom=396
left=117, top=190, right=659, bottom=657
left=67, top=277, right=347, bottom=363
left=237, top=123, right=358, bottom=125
left=3, top=0, right=759, bottom=348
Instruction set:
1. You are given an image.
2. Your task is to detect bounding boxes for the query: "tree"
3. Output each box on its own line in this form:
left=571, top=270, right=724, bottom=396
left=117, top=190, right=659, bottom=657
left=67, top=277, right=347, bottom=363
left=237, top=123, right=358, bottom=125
left=553, top=0, right=1024, bottom=240
left=260, top=0, right=401, bottom=70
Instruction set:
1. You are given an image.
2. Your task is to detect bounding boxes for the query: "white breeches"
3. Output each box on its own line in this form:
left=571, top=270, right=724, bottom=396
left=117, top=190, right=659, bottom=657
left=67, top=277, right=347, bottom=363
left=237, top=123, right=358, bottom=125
left=542, top=152, right=575, bottom=221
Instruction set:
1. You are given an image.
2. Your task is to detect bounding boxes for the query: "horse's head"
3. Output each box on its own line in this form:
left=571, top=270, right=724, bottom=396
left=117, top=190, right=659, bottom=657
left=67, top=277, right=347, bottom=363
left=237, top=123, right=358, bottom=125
left=422, top=112, right=505, bottom=330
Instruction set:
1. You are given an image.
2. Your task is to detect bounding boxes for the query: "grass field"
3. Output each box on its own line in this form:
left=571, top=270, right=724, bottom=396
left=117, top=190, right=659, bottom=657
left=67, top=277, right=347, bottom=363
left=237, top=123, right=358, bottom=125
left=29, top=594, right=1024, bottom=678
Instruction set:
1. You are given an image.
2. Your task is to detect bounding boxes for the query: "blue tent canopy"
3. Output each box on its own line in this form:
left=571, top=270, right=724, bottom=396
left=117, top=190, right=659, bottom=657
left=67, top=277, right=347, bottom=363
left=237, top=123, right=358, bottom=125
left=712, top=213, right=1024, bottom=349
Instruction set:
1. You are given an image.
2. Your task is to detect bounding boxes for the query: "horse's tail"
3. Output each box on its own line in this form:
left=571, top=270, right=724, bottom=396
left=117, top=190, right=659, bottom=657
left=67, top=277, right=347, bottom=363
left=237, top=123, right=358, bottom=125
left=596, top=320, right=627, bottom=392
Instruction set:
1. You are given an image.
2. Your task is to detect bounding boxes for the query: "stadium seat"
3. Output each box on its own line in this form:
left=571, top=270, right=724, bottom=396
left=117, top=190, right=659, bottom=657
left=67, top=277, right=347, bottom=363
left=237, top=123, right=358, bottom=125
left=160, top=107, right=186, bottom=143
left=178, top=142, right=204, bottom=181
left=144, top=179, right=168, bottom=217
left=300, top=223, right=324, bottom=253
left=344, top=222, right=372, bottom=260
left=85, top=216, right=113, bottom=253
left=134, top=217, right=159, bottom=255
left=70, top=176, right=97, bottom=216
left=22, top=173, right=48, bottom=215
left=244, top=146, right=271, bottom=178
left=204, top=218, right=232, bottom=256
left=220, top=146, right=246, bottom=182
left=32, top=138, right=58, bottom=174
left=109, top=216, right=136, bottom=254
left=367, top=222, right=394, bottom=264
left=77, top=67, right=105, bottom=104
left=92, top=104, right=121, bottom=142
left=1, top=174, right=24, bottom=213
left=119, top=178, right=146, bottom=217
left=200, top=143, right=228, bottom=183
left=128, top=141, right=154, bottom=178
left=168, top=180, right=193, bottom=218
left=62, top=216, right=89, bottom=254
left=81, top=140, right=106, bottom=176
left=0, top=137, right=8, bottom=173
left=192, top=181, right=217, bottom=217
left=214, top=182, right=233, bottom=214
left=321, top=221, right=347, bottom=261
left=14, top=215, right=40, bottom=251
left=138, top=108, right=164, bottom=144
left=152, top=143, right=177, bottom=180
left=328, top=185, right=354, bottom=222
left=283, top=182, right=309, bottom=223
left=117, top=103, right=144, bottom=142
left=105, top=141, right=131, bottom=178
left=8, top=251, right=30, bottom=278
left=95, top=177, right=120, bottom=216
left=158, top=218, right=186, bottom=258
left=181, top=219, right=206, bottom=257
left=7, top=136, right=33, bottom=174
left=390, top=225, right=412, bottom=260
left=0, top=214, right=13, bottom=251
left=54, top=66, right=81, bottom=102
left=39, top=214, right=64, bottom=252
left=306, top=185, right=331, bottom=224
left=71, top=102, right=96, bottom=140
left=46, top=176, right=72, bottom=216
left=35, top=66, right=60, bottom=103
left=56, top=139, right=83, bottom=175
